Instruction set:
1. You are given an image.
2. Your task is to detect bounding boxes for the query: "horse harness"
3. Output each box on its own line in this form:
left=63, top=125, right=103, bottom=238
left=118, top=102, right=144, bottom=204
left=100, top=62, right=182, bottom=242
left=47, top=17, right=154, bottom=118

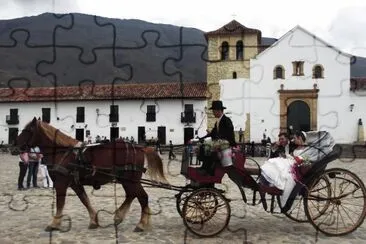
left=47, top=142, right=87, bottom=184
left=48, top=141, right=146, bottom=186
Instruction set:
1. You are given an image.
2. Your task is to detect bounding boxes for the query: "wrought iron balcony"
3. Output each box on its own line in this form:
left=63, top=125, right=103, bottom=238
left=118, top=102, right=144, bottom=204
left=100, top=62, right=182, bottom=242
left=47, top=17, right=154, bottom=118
left=181, top=112, right=196, bottom=123
left=6, top=115, right=19, bottom=125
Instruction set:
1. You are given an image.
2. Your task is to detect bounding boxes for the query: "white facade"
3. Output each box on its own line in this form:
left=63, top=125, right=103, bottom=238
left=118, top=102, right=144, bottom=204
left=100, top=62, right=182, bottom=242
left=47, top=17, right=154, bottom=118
left=0, top=99, right=208, bottom=145
left=220, top=26, right=366, bottom=143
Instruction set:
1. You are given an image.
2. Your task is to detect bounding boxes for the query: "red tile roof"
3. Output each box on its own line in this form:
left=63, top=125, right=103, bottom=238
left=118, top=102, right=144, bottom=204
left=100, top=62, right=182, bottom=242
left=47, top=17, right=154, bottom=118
left=0, top=82, right=207, bottom=103
left=350, top=77, right=366, bottom=91
left=205, top=20, right=261, bottom=37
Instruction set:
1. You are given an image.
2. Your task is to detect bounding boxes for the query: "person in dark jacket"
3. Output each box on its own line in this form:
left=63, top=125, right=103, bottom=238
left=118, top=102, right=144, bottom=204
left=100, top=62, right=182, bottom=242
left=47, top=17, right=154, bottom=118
left=201, top=101, right=236, bottom=147
left=269, top=132, right=297, bottom=158
left=198, top=100, right=257, bottom=190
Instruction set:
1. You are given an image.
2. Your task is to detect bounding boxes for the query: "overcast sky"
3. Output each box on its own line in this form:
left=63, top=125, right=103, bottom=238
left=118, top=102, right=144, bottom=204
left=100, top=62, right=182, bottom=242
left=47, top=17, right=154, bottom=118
left=1, top=0, right=366, bottom=57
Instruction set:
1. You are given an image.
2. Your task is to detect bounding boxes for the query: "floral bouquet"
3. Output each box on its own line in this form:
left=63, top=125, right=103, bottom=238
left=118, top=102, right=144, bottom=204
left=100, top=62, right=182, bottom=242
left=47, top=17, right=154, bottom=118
left=291, top=155, right=312, bottom=181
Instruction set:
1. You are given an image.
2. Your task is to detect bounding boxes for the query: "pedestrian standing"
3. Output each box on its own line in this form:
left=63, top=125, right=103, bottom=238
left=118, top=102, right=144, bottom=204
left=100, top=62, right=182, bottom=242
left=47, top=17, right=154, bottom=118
left=18, top=148, right=29, bottom=190
left=239, top=128, right=244, bottom=143
left=168, top=140, right=176, bottom=160
left=26, top=146, right=42, bottom=188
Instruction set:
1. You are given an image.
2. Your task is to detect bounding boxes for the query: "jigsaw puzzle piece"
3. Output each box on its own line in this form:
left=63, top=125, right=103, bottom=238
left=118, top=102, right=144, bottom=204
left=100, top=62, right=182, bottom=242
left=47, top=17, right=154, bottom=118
left=0, top=13, right=73, bottom=46
left=53, top=14, right=116, bottom=64
left=0, top=78, right=31, bottom=98
left=286, top=26, right=320, bottom=65
left=0, top=193, right=29, bottom=211
left=114, top=31, right=182, bottom=83
left=0, top=30, right=55, bottom=88
left=161, top=27, right=207, bottom=81
left=36, top=47, right=132, bottom=86
left=0, top=14, right=75, bottom=88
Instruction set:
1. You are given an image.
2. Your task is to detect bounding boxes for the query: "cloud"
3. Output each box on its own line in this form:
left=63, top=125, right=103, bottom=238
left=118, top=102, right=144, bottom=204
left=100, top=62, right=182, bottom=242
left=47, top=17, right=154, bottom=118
left=328, top=5, right=366, bottom=57
left=0, top=0, right=80, bottom=19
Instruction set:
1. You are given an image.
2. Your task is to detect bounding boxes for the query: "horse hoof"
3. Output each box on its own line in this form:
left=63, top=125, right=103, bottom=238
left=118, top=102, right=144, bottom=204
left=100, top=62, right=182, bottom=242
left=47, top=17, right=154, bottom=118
left=45, top=226, right=59, bottom=232
left=88, top=223, right=98, bottom=229
left=134, top=226, right=144, bottom=232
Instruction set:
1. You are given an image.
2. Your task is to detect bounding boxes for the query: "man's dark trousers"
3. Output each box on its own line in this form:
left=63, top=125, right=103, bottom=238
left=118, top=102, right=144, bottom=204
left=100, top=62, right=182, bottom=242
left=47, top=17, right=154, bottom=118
left=27, top=161, right=39, bottom=187
left=18, top=162, right=28, bottom=189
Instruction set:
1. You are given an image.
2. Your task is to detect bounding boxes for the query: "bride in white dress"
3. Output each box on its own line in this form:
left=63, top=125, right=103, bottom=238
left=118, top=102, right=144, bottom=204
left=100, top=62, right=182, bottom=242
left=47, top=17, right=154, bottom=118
left=260, top=131, right=307, bottom=206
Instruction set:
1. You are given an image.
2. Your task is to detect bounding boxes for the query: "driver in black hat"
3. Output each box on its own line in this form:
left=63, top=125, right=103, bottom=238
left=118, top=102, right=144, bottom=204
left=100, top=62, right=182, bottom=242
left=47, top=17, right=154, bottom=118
left=198, top=100, right=258, bottom=190
left=201, top=100, right=236, bottom=147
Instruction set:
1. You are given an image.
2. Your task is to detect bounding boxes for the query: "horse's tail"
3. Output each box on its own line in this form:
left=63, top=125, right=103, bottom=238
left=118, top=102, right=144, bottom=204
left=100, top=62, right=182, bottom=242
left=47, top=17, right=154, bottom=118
left=143, top=147, right=168, bottom=184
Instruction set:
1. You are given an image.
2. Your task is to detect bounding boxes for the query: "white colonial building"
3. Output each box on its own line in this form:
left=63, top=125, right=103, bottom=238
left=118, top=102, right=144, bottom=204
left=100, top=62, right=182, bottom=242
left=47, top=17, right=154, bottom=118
left=0, top=82, right=208, bottom=145
left=220, top=25, right=366, bottom=143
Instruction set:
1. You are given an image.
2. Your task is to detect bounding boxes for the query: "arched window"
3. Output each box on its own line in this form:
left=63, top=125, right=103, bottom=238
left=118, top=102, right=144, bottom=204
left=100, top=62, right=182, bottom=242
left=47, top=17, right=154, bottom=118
left=233, top=72, right=237, bottom=79
left=236, top=41, right=243, bottom=60
left=221, top=41, right=229, bottom=60
left=313, top=65, right=324, bottom=78
left=273, top=65, right=285, bottom=79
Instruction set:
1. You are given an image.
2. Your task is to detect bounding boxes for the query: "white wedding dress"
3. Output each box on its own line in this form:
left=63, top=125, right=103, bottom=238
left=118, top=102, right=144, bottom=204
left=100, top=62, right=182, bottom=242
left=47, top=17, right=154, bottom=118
left=260, top=148, right=305, bottom=207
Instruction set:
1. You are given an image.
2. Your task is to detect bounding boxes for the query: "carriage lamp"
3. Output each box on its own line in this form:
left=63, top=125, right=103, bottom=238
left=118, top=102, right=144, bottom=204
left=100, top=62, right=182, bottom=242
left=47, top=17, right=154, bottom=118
left=71, top=125, right=74, bottom=129
left=349, top=104, right=354, bottom=112
left=84, top=124, right=88, bottom=128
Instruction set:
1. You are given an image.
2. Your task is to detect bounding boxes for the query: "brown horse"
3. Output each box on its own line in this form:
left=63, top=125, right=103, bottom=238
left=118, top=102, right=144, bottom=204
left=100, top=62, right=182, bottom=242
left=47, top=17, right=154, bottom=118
left=15, top=117, right=167, bottom=232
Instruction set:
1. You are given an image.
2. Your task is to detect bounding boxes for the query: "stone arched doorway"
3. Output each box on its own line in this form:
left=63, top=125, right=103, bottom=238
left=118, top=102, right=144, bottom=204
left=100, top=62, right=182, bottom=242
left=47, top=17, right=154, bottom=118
left=287, top=100, right=311, bottom=132
left=278, top=89, right=318, bottom=133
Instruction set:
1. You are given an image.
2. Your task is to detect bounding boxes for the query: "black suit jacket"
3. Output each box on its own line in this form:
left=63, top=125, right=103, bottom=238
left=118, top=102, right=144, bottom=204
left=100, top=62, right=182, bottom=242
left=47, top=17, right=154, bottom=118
left=203, top=114, right=236, bottom=147
left=269, top=142, right=297, bottom=158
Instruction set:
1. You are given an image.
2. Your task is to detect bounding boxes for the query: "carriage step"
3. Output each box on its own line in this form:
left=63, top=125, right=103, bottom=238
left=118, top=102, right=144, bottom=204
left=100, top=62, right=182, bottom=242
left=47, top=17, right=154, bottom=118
left=259, top=184, right=283, bottom=196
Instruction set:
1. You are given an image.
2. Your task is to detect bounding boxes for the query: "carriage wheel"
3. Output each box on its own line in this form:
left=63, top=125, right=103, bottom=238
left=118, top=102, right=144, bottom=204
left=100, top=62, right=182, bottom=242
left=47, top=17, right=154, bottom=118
left=304, top=168, right=366, bottom=236
left=182, top=189, right=220, bottom=224
left=182, top=188, right=231, bottom=237
left=176, top=190, right=191, bottom=217
left=283, top=176, right=331, bottom=223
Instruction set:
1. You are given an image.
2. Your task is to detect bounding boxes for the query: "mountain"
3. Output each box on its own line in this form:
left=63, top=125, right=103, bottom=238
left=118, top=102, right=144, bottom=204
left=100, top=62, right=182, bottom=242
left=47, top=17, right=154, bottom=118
left=0, top=13, right=364, bottom=88
left=351, top=56, right=366, bottom=77
left=0, top=12, right=209, bottom=88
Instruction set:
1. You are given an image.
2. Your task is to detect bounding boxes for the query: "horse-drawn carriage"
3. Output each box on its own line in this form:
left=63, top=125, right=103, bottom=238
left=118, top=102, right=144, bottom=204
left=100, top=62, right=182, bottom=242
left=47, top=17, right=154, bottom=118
left=15, top=118, right=366, bottom=238
left=175, top=134, right=366, bottom=237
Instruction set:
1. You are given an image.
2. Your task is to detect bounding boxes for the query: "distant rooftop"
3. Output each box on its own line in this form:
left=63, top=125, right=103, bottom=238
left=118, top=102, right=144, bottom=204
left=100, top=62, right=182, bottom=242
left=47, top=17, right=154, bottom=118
left=0, top=82, right=207, bottom=103
left=205, top=20, right=262, bottom=37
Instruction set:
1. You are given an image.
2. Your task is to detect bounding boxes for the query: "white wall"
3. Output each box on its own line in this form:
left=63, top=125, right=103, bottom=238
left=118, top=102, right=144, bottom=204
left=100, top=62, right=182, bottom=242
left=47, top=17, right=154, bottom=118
left=0, top=99, right=208, bottom=145
left=220, top=26, right=365, bottom=143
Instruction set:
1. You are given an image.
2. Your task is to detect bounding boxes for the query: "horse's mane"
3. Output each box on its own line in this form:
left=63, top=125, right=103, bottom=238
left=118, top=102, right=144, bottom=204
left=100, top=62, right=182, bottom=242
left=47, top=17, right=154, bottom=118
left=37, top=121, right=79, bottom=147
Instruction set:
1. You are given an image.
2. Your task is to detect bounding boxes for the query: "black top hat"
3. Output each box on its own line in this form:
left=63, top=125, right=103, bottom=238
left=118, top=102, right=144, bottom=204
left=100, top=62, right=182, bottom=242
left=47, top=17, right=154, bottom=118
left=209, top=100, right=226, bottom=110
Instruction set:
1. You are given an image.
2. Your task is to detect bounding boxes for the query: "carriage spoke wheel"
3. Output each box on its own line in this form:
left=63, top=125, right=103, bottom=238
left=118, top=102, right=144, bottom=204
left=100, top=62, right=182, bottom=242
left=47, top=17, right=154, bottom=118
left=176, top=190, right=191, bottom=217
left=284, top=176, right=331, bottom=223
left=305, top=168, right=366, bottom=236
left=182, top=188, right=231, bottom=237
